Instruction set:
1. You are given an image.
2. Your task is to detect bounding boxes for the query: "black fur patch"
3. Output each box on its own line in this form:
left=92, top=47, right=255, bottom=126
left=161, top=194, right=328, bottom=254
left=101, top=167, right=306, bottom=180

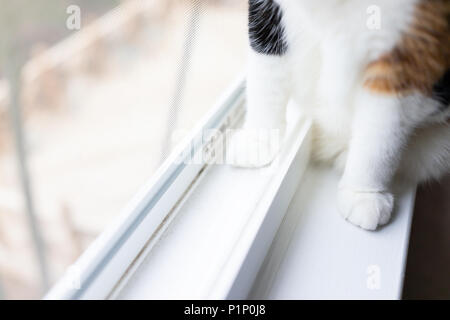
left=433, top=69, right=450, bottom=109
left=248, top=0, right=288, bottom=55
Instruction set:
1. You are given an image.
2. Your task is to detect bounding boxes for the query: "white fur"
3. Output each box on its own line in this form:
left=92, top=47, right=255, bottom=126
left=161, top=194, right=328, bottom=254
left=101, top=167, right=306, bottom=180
left=232, top=0, right=450, bottom=230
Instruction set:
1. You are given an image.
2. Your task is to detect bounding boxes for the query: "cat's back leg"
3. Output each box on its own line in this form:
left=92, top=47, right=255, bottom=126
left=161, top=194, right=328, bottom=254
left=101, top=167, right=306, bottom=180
left=398, top=119, right=450, bottom=184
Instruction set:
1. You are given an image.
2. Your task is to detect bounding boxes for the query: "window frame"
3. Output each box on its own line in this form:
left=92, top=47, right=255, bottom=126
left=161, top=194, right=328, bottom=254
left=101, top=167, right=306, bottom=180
left=45, top=77, right=246, bottom=300
left=46, top=77, right=417, bottom=300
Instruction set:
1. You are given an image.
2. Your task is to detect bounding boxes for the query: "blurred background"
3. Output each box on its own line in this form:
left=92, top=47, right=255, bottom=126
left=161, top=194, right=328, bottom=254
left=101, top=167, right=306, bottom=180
left=0, top=0, right=247, bottom=299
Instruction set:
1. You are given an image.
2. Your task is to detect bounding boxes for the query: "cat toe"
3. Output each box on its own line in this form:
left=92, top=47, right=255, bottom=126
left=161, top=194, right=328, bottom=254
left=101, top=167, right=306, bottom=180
left=227, top=128, right=281, bottom=168
left=337, top=188, right=394, bottom=231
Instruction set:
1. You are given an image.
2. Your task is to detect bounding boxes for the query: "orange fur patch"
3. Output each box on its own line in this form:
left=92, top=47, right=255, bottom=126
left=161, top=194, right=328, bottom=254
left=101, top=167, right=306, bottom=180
left=364, top=0, right=450, bottom=97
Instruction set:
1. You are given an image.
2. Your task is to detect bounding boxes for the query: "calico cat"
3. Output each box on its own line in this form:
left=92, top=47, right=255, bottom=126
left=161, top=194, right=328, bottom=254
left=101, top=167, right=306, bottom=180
left=230, top=0, right=450, bottom=230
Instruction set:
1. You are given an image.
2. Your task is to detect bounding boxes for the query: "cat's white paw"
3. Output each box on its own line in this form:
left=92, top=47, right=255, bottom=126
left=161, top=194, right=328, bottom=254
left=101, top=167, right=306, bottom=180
left=227, top=128, right=282, bottom=168
left=337, top=188, right=394, bottom=231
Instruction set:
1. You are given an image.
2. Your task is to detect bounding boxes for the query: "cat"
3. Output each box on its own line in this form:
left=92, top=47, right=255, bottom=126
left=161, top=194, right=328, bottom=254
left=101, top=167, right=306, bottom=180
left=229, top=0, right=450, bottom=230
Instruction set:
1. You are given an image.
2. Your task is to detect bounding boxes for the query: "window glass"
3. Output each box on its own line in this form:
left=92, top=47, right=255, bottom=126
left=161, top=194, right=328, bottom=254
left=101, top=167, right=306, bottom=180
left=0, top=0, right=247, bottom=299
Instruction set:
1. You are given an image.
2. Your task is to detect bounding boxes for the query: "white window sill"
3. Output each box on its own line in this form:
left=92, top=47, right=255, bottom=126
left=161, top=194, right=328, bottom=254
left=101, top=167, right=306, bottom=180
left=114, top=112, right=416, bottom=300
left=116, top=103, right=311, bottom=300
left=46, top=79, right=417, bottom=300
left=250, top=166, right=416, bottom=300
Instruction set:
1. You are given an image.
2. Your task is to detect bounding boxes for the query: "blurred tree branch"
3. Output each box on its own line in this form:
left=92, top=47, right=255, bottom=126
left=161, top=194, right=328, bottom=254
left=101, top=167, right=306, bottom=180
left=0, top=0, right=67, bottom=70
left=0, top=0, right=120, bottom=73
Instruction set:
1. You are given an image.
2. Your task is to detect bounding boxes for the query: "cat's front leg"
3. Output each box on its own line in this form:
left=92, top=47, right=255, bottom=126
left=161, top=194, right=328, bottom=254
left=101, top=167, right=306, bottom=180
left=338, top=91, right=412, bottom=230
left=228, top=0, right=291, bottom=168
left=228, top=51, right=291, bottom=168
